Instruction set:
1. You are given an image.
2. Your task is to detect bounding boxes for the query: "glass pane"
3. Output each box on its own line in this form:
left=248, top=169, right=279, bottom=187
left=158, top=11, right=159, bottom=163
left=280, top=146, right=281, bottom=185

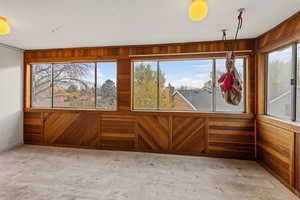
left=96, top=62, right=117, bottom=110
left=297, top=44, right=300, bottom=121
left=267, top=46, right=293, bottom=120
left=133, top=61, right=158, bottom=110
left=216, top=58, right=244, bottom=112
left=53, top=63, right=95, bottom=108
left=31, top=64, right=52, bottom=108
left=159, top=60, right=213, bottom=111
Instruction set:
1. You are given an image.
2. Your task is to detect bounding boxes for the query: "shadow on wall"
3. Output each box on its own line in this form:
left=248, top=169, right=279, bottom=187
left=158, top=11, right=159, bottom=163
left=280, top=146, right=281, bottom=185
left=0, top=44, right=23, bottom=152
left=0, top=111, right=23, bottom=152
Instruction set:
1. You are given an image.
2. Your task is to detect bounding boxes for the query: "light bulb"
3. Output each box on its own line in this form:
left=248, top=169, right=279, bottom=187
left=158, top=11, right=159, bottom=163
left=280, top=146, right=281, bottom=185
left=189, top=0, right=208, bottom=21
left=0, top=16, right=10, bottom=35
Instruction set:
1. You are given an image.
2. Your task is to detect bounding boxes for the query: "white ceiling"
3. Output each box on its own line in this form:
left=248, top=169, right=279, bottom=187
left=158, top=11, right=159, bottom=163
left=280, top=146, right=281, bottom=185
left=0, top=0, right=299, bottom=50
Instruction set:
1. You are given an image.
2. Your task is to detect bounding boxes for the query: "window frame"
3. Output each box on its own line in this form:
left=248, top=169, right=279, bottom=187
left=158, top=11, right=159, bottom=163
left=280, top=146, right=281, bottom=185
left=265, top=42, right=299, bottom=121
left=131, top=56, right=247, bottom=113
left=30, top=61, right=118, bottom=111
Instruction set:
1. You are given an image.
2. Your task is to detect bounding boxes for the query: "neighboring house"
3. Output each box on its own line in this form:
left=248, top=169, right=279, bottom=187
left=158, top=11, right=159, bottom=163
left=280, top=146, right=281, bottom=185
left=172, top=88, right=212, bottom=111
left=168, top=85, right=243, bottom=112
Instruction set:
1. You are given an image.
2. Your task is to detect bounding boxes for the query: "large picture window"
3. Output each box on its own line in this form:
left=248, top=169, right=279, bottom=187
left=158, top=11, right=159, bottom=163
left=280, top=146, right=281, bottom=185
left=266, top=43, right=300, bottom=121
left=31, top=62, right=117, bottom=110
left=133, top=58, right=245, bottom=112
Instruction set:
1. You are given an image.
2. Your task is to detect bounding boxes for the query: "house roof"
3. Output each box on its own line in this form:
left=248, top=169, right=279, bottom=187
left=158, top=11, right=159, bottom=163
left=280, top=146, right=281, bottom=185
left=176, top=88, right=212, bottom=110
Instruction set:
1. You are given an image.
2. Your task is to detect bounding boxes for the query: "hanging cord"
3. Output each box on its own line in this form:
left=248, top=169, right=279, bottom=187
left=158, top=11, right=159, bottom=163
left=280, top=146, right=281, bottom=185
left=232, top=8, right=245, bottom=58
left=234, top=8, right=244, bottom=40
left=221, top=29, right=229, bottom=52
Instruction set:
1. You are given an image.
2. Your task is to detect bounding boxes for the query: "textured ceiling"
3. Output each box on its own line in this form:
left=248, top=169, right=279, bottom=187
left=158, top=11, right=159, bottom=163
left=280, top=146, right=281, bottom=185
left=0, top=0, right=299, bottom=49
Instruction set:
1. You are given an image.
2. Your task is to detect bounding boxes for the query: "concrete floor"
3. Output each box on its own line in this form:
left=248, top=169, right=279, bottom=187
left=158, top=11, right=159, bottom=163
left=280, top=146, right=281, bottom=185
left=0, top=145, right=298, bottom=200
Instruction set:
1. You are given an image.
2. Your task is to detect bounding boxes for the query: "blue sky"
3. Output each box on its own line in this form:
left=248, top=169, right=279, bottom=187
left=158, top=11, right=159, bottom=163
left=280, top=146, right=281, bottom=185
left=135, top=59, right=244, bottom=89
left=96, top=62, right=116, bottom=85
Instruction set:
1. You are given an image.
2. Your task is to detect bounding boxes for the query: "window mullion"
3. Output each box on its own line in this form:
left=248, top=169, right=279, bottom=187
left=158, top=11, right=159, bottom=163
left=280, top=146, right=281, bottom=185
left=292, top=43, right=297, bottom=121
left=51, top=63, right=54, bottom=108
left=212, top=59, right=216, bottom=112
left=95, top=62, right=97, bottom=109
left=157, top=61, right=160, bottom=111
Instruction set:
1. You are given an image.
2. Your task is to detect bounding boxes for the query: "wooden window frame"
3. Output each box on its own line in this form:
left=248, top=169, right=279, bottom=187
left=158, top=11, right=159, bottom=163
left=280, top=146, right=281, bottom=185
left=29, top=61, right=118, bottom=111
left=131, top=56, right=247, bottom=113
left=265, top=42, right=299, bottom=121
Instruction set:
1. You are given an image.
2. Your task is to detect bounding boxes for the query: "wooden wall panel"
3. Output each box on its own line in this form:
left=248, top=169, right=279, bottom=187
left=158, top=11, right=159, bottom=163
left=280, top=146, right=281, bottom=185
left=256, top=121, right=294, bottom=184
left=136, top=115, right=171, bottom=152
left=117, top=59, right=131, bottom=111
left=257, top=11, right=300, bottom=53
left=101, top=114, right=136, bottom=149
left=255, top=11, right=300, bottom=198
left=24, top=111, right=255, bottom=159
left=171, top=116, right=207, bottom=154
left=44, top=112, right=99, bottom=147
left=208, top=118, right=255, bottom=159
left=295, top=133, right=300, bottom=193
left=24, top=112, right=43, bottom=143
left=24, top=39, right=255, bottom=63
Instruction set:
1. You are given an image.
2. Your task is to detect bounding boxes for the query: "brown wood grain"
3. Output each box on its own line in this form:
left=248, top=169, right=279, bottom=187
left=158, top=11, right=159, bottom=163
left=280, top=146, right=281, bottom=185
left=295, top=133, right=300, bottom=192
left=44, top=112, right=99, bottom=147
left=256, top=121, right=294, bottom=185
left=171, top=116, right=207, bottom=153
left=24, top=112, right=43, bottom=143
left=101, top=114, right=136, bottom=149
left=24, top=39, right=255, bottom=63
left=137, top=115, right=171, bottom=151
left=208, top=118, right=255, bottom=159
left=257, top=11, right=300, bottom=53
left=254, top=11, right=300, bottom=198
left=24, top=111, right=255, bottom=159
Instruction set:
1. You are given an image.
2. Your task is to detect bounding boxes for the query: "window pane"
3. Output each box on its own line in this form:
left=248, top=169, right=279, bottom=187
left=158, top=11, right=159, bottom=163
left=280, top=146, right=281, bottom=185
left=267, top=46, right=293, bottom=120
left=297, top=44, right=300, bottom=121
left=31, top=64, right=52, bottom=107
left=159, top=60, right=213, bottom=111
left=216, top=58, right=244, bottom=112
left=133, top=61, right=158, bottom=110
left=96, top=62, right=117, bottom=110
left=53, top=63, right=95, bottom=108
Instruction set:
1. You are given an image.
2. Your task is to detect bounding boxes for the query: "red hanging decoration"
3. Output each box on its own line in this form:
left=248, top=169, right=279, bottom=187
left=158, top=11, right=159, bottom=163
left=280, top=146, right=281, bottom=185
left=218, top=9, right=245, bottom=106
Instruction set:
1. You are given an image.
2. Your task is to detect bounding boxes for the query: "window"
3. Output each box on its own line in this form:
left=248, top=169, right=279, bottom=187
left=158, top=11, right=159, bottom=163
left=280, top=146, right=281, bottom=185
left=96, top=62, right=117, bottom=110
left=53, top=63, right=95, bottom=108
left=31, top=62, right=117, bottom=110
left=31, top=64, right=52, bottom=108
left=266, top=43, right=300, bottom=121
left=159, top=60, right=213, bottom=111
left=133, top=61, right=158, bottom=110
left=133, top=58, right=245, bottom=112
left=216, top=58, right=245, bottom=112
left=267, top=46, right=293, bottom=120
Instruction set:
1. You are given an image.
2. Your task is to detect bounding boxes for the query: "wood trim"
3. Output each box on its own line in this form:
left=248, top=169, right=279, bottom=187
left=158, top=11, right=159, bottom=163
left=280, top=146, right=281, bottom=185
left=24, top=39, right=255, bottom=63
left=257, top=115, right=300, bottom=134
left=257, top=11, right=300, bottom=53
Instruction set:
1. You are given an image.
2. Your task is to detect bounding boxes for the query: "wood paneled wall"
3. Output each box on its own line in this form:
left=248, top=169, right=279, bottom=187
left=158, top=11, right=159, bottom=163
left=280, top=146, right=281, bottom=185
left=255, top=11, right=300, bottom=197
left=24, top=111, right=255, bottom=159
left=23, top=39, right=256, bottom=160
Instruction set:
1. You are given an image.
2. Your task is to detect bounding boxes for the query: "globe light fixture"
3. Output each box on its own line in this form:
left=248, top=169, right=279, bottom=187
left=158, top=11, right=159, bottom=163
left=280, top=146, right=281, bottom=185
left=0, top=16, right=10, bottom=35
left=189, top=0, right=208, bottom=21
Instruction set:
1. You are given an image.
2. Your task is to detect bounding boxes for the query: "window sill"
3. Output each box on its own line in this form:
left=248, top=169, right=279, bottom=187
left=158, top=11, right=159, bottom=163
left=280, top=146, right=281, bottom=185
left=24, top=108, right=254, bottom=119
left=24, top=107, right=118, bottom=113
left=257, top=114, right=300, bottom=133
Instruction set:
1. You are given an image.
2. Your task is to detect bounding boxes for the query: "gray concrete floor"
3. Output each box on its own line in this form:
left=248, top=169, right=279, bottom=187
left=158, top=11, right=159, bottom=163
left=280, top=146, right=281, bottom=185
left=0, top=145, right=298, bottom=200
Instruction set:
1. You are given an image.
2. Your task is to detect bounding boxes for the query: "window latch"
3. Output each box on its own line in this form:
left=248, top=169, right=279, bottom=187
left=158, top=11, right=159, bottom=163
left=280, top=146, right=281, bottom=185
left=291, top=79, right=296, bottom=86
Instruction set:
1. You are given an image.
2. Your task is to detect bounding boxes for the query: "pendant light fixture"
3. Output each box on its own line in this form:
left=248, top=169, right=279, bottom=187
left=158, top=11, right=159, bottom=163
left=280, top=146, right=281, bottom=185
left=0, top=16, right=10, bottom=35
left=189, top=0, right=208, bottom=21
